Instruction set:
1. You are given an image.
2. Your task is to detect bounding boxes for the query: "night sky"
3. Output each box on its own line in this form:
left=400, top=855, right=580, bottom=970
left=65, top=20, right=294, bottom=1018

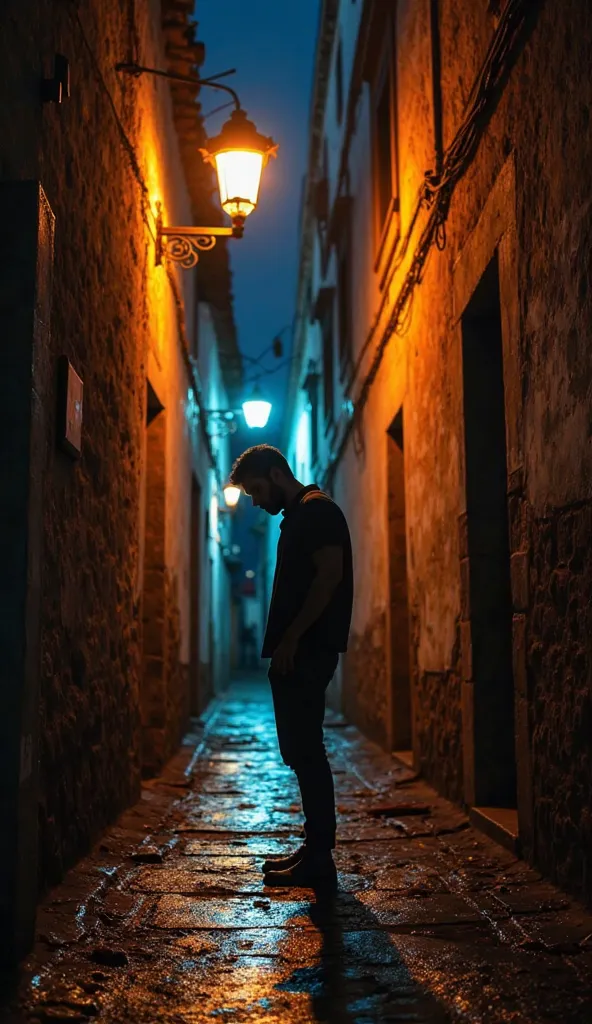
left=196, top=0, right=320, bottom=575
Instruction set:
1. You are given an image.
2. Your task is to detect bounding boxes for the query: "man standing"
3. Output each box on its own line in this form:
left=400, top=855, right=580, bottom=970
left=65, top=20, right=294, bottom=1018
left=227, top=445, right=353, bottom=889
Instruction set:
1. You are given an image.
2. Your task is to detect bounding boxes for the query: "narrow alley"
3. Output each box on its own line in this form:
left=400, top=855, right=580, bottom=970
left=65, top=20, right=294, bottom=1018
left=7, top=678, right=592, bottom=1024
left=2, top=0, right=592, bottom=1018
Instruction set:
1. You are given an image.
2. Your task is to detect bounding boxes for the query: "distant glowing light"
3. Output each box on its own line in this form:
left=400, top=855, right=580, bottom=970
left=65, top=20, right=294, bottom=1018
left=242, top=392, right=272, bottom=429
left=245, top=570, right=255, bottom=578
left=223, top=484, right=241, bottom=508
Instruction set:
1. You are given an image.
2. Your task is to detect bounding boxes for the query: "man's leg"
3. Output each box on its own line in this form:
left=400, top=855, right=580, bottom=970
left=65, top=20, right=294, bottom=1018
left=291, top=657, right=337, bottom=853
left=264, top=668, right=308, bottom=871
left=267, top=653, right=338, bottom=884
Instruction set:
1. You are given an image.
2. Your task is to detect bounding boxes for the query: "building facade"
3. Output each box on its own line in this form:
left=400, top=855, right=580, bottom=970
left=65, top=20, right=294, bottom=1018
left=284, top=0, right=592, bottom=906
left=0, top=0, right=239, bottom=962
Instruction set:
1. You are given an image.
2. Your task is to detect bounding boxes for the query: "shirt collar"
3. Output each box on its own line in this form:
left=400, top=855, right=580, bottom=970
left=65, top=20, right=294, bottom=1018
left=282, top=483, right=320, bottom=519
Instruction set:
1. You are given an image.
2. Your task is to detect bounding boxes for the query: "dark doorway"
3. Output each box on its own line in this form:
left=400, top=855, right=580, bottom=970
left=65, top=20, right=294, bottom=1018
left=141, top=382, right=166, bottom=776
left=386, top=409, right=412, bottom=755
left=208, top=555, right=215, bottom=701
left=462, top=254, right=516, bottom=808
left=189, top=478, right=201, bottom=716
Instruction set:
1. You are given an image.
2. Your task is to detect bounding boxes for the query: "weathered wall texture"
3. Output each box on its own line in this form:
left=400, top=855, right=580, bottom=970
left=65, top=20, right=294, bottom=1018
left=287, top=0, right=592, bottom=905
left=0, top=0, right=236, bottom=898
left=528, top=500, right=592, bottom=891
left=28, top=0, right=155, bottom=885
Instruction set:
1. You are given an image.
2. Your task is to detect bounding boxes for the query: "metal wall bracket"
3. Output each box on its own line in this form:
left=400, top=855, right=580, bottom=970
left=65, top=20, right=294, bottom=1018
left=205, top=410, right=238, bottom=437
left=155, top=207, right=240, bottom=269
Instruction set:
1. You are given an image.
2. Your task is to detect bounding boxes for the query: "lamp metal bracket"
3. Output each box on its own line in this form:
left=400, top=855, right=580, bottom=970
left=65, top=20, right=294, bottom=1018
left=155, top=208, right=242, bottom=268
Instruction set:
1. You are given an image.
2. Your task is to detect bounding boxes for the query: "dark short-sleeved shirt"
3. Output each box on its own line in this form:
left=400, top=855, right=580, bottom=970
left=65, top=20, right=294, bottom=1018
left=261, top=485, right=354, bottom=658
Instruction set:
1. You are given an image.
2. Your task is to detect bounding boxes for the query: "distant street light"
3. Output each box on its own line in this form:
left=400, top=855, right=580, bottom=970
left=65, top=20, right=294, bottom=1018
left=206, top=384, right=273, bottom=437
left=223, top=484, right=241, bottom=509
left=242, top=387, right=272, bottom=429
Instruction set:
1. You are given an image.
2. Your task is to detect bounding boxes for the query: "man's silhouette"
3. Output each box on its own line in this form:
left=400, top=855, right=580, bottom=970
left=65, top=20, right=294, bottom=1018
left=227, top=445, right=353, bottom=889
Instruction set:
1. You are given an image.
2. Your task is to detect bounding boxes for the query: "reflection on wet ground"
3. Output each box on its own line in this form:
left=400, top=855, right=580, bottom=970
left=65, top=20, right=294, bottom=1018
left=4, top=678, right=592, bottom=1022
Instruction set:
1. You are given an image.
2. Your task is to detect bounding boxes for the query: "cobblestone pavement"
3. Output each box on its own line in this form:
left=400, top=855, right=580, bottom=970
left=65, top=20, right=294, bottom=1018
left=3, top=678, right=592, bottom=1023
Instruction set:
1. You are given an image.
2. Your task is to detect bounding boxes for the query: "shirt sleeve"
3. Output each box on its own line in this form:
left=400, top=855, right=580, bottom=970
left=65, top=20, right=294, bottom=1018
left=299, top=498, right=346, bottom=553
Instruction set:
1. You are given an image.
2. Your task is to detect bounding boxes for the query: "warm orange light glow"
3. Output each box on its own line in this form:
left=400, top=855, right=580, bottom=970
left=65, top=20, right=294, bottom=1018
left=200, top=108, right=277, bottom=226
left=215, top=150, right=264, bottom=219
left=223, top=484, right=241, bottom=508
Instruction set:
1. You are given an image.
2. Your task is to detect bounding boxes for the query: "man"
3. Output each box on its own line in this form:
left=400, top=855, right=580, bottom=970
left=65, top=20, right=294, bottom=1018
left=227, top=444, right=353, bottom=889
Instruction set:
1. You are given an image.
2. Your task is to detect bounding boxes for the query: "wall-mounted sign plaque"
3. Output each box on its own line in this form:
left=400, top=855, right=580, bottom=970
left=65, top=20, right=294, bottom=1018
left=57, top=356, right=83, bottom=458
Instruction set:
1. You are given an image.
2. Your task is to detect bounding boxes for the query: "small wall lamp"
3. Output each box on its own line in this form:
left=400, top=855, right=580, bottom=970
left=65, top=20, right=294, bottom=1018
left=206, top=387, right=273, bottom=437
left=116, top=62, right=278, bottom=268
left=223, top=485, right=241, bottom=509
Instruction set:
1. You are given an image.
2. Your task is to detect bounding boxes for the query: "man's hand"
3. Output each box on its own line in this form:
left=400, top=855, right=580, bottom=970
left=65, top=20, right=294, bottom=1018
left=271, top=629, right=299, bottom=675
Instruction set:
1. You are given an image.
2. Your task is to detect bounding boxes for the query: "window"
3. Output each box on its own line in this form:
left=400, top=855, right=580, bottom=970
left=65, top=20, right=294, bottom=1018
left=314, top=287, right=335, bottom=425
left=310, top=383, right=319, bottom=466
left=335, top=197, right=353, bottom=374
left=375, top=67, right=393, bottom=226
left=321, top=301, right=334, bottom=425
left=315, top=139, right=330, bottom=271
left=296, top=409, right=310, bottom=482
left=370, top=14, right=399, bottom=246
left=303, top=361, right=320, bottom=468
left=337, top=249, right=351, bottom=371
left=335, top=39, right=344, bottom=124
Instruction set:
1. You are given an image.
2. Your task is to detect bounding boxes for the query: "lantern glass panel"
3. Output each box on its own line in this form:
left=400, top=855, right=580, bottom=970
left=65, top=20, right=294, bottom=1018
left=215, top=150, right=264, bottom=219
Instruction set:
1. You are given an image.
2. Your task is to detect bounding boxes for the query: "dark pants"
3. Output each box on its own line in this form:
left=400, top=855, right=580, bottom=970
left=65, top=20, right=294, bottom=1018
left=269, top=651, right=339, bottom=853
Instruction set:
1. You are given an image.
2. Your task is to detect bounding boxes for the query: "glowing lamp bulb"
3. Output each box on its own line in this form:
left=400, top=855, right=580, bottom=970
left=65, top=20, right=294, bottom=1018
left=215, top=150, right=264, bottom=220
left=242, top=395, right=272, bottom=429
left=223, top=484, right=241, bottom=509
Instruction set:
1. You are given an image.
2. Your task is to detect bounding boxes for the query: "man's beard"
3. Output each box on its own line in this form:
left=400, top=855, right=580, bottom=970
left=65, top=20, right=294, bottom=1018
left=262, top=480, right=285, bottom=515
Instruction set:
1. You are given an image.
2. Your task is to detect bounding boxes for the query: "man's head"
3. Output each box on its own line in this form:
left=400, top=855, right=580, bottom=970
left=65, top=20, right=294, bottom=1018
left=228, top=445, right=301, bottom=515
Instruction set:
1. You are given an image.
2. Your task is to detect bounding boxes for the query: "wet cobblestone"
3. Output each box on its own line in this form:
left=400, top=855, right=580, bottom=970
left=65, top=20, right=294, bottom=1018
left=2, top=678, right=592, bottom=1023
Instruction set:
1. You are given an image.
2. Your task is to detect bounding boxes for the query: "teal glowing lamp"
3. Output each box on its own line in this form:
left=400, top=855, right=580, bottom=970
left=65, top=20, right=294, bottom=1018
left=242, top=386, right=272, bottom=429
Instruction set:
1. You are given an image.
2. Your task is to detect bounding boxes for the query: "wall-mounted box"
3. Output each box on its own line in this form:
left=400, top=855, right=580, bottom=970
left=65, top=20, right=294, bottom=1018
left=57, top=356, right=83, bottom=458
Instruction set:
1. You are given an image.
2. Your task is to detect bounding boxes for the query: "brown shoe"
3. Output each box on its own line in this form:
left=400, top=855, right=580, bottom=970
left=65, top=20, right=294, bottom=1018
left=261, top=844, right=306, bottom=874
left=264, top=853, right=337, bottom=890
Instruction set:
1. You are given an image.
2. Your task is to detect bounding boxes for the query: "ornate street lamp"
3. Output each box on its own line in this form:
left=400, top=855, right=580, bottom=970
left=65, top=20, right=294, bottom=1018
left=115, top=62, right=278, bottom=268
left=206, top=384, right=273, bottom=437
left=200, top=108, right=277, bottom=228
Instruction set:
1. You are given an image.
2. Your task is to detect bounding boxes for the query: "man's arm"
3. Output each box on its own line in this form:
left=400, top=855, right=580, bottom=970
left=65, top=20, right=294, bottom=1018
left=271, top=545, right=343, bottom=673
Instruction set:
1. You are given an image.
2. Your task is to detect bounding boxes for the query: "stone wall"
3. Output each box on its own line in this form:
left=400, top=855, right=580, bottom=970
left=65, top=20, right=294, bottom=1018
left=289, top=0, right=592, bottom=905
left=0, top=0, right=233, bottom=899
left=528, top=501, right=592, bottom=898
left=141, top=408, right=188, bottom=778
left=387, top=0, right=591, bottom=899
left=31, top=0, right=153, bottom=886
left=344, top=610, right=390, bottom=751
